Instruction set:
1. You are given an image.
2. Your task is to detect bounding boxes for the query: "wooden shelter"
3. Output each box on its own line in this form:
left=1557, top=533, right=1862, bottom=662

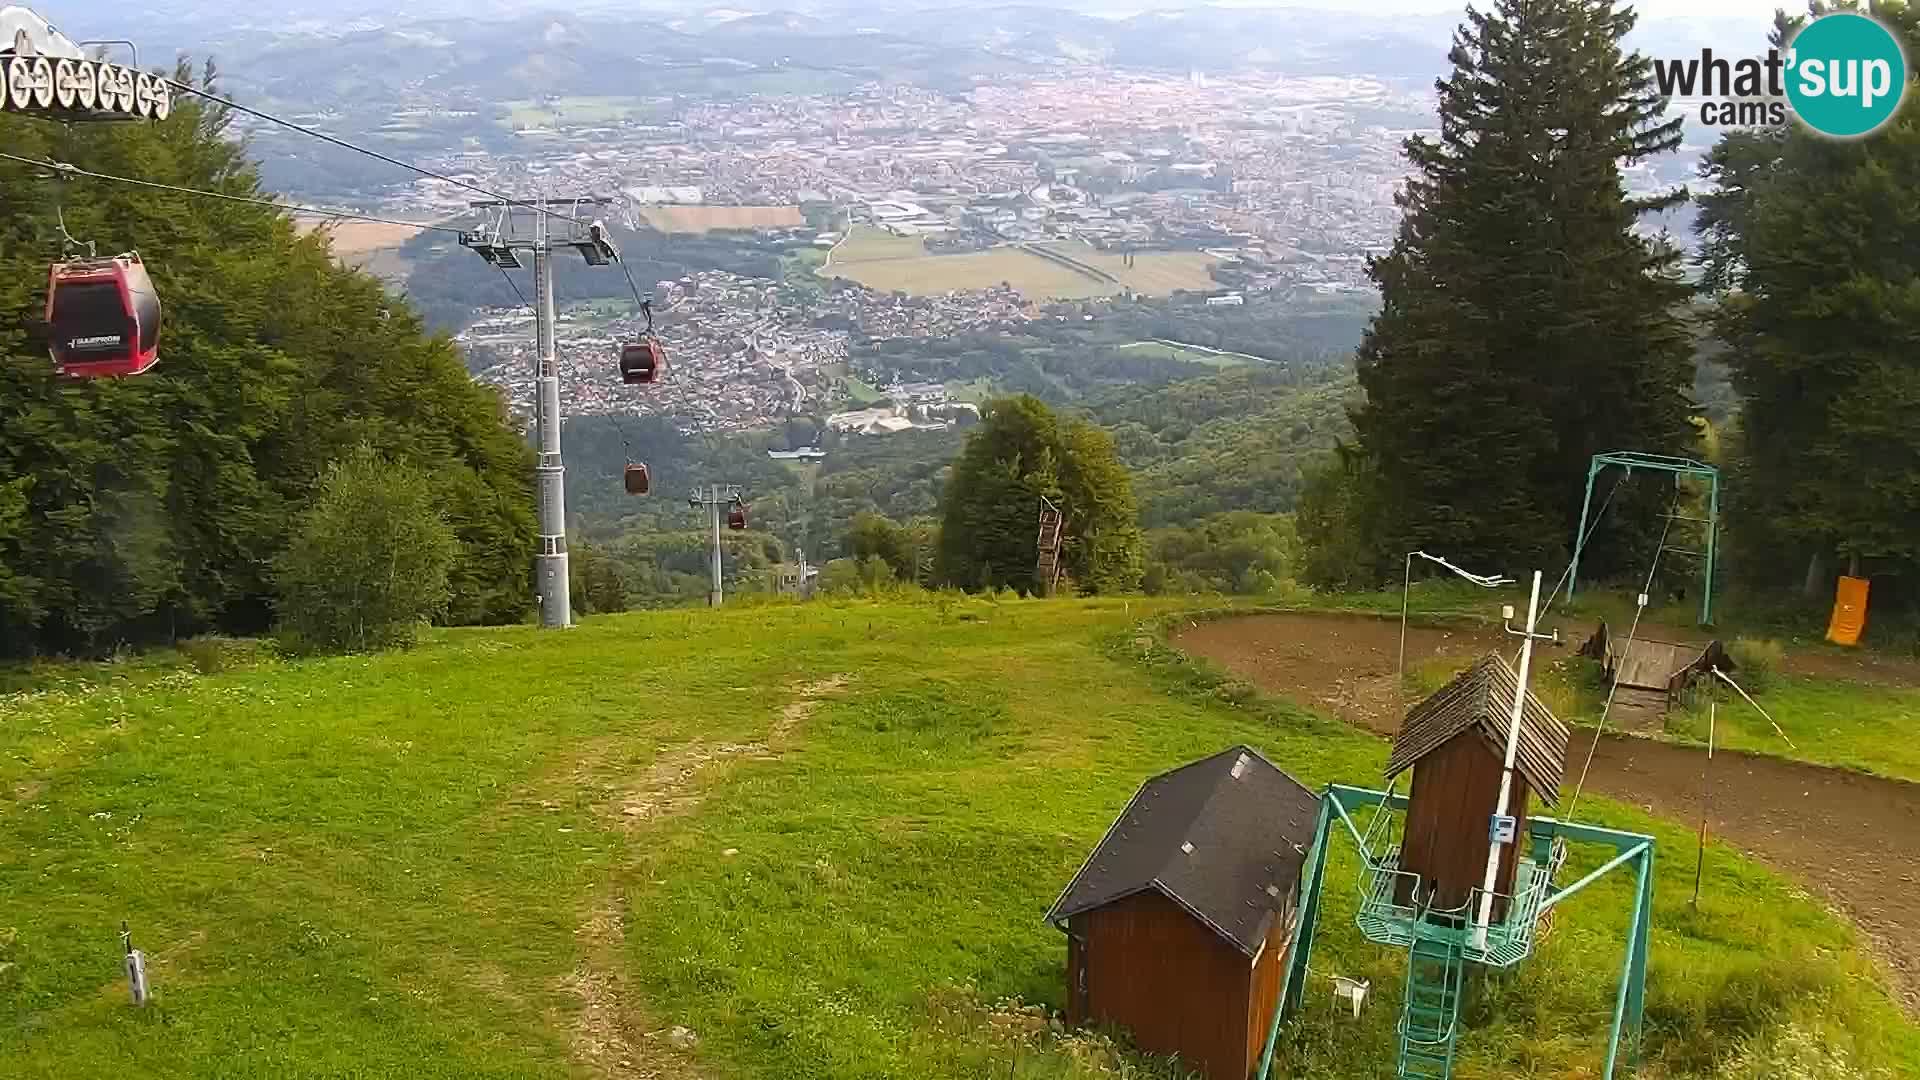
left=1385, top=654, right=1569, bottom=918
left=1580, top=621, right=1734, bottom=731
left=1047, top=746, right=1318, bottom=1080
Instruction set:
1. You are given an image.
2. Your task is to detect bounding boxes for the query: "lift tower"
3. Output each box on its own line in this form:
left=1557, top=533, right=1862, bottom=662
left=689, top=484, right=744, bottom=607
left=459, top=198, right=618, bottom=628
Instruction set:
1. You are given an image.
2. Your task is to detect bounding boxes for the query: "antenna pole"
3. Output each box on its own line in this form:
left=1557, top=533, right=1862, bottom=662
left=1473, top=569, right=1544, bottom=949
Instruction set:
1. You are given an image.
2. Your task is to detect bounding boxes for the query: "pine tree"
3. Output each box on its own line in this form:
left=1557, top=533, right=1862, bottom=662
left=1697, top=3, right=1920, bottom=604
left=1351, top=0, right=1694, bottom=574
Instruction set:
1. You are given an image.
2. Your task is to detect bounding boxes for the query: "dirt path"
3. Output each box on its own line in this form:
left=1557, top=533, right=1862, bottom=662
left=545, top=676, right=851, bottom=1078
left=1173, top=613, right=1920, bottom=1012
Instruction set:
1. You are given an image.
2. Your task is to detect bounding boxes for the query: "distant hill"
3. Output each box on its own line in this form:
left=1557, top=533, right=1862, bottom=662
left=562, top=355, right=1358, bottom=558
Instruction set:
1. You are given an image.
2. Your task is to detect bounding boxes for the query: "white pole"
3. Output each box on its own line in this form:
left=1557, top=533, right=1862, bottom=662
left=1472, top=568, right=1543, bottom=949
left=1398, top=551, right=1413, bottom=689
left=530, top=211, right=571, bottom=628
left=709, top=486, right=724, bottom=608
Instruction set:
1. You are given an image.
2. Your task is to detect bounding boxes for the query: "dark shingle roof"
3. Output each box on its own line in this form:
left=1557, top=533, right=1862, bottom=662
left=1384, top=652, right=1570, bottom=805
left=1045, top=745, right=1319, bottom=957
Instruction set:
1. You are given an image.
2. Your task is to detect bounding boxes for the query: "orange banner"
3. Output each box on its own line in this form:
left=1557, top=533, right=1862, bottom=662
left=1825, top=576, right=1870, bottom=646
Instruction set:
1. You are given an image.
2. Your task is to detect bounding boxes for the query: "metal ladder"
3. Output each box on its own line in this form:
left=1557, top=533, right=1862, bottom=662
left=1396, top=933, right=1465, bottom=1080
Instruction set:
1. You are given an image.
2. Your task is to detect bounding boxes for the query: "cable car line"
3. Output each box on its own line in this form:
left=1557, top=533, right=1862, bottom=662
left=495, top=265, right=530, bottom=309
left=161, top=78, right=585, bottom=226
left=0, top=151, right=468, bottom=235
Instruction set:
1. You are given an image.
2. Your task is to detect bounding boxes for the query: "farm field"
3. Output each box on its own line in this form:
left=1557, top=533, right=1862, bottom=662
left=822, top=227, right=1219, bottom=299
left=638, top=206, right=805, bottom=234
left=503, top=96, right=654, bottom=128
left=1118, top=339, right=1251, bottom=367
left=3, top=598, right=1915, bottom=1078
left=293, top=215, right=426, bottom=280
left=1030, top=240, right=1221, bottom=294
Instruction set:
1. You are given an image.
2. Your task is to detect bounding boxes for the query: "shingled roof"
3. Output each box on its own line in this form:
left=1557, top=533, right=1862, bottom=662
left=1045, top=745, right=1319, bottom=957
left=1385, top=652, right=1570, bottom=805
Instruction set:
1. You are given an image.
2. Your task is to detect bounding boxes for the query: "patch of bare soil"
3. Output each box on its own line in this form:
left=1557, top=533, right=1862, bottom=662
left=1779, top=645, right=1920, bottom=689
left=1174, top=612, right=1509, bottom=736
left=557, top=675, right=851, bottom=1077
left=1175, top=613, right=1920, bottom=1014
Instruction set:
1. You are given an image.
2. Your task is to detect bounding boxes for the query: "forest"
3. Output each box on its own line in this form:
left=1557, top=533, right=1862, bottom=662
left=0, top=66, right=536, bottom=656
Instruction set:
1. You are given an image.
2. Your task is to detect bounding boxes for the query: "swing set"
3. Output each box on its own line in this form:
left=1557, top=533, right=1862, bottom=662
left=1565, top=452, right=1721, bottom=626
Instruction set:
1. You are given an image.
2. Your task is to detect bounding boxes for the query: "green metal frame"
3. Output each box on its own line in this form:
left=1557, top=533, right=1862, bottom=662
left=1567, top=451, right=1721, bottom=626
left=1255, top=785, right=1656, bottom=1080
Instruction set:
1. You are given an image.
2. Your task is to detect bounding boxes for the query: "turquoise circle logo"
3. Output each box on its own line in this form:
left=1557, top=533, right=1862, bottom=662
left=1786, top=12, right=1909, bottom=138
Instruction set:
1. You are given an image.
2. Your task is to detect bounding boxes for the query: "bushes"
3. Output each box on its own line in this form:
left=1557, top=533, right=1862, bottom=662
left=176, top=635, right=276, bottom=674
left=1728, top=637, right=1785, bottom=692
left=274, top=446, right=458, bottom=653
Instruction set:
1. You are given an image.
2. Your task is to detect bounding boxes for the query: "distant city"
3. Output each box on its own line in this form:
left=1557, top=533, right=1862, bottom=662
left=142, top=5, right=1717, bottom=435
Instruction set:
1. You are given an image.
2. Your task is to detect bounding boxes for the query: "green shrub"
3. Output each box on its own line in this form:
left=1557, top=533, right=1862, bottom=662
left=176, top=635, right=275, bottom=674
left=1728, top=637, right=1785, bottom=691
left=274, top=446, right=458, bottom=654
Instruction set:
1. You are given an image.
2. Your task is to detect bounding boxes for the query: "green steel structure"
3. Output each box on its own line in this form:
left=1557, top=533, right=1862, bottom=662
left=1255, top=785, right=1656, bottom=1080
left=1568, top=451, right=1722, bottom=626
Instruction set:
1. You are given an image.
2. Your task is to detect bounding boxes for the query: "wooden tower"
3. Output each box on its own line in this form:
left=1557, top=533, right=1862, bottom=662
left=1384, top=653, right=1569, bottom=917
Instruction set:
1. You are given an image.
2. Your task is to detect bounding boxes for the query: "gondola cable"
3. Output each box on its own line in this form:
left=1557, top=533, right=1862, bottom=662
left=160, top=78, right=584, bottom=226
left=0, top=151, right=469, bottom=235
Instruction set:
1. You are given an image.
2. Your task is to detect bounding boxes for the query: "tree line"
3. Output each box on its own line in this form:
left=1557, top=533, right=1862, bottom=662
left=1297, top=0, right=1920, bottom=633
left=0, top=66, right=537, bottom=656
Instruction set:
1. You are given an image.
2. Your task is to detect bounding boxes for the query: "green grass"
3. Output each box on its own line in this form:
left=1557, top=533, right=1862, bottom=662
left=841, top=376, right=888, bottom=407
left=1116, top=340, right=1247, bottom=367
left=2, top=597, right=1914, bottom=1078
left=1666, top=677, right=1920, bottom=783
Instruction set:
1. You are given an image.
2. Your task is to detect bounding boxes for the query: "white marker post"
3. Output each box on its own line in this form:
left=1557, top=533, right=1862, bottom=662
left=1472, top=569, right=1546, bottom=951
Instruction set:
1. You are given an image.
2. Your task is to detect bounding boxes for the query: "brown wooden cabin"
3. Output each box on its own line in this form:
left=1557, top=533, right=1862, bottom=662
left=1046, top=746, right=1319, bottom=1079
left=1385, top=653, right=1569, bottom=919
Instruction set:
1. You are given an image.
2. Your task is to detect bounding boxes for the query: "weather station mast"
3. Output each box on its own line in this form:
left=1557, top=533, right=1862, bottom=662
left=459, top=199, right=620, bottom=628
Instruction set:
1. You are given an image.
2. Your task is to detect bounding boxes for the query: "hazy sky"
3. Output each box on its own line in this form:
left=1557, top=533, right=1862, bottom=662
left=1196, top=0, right=1783, bottom=14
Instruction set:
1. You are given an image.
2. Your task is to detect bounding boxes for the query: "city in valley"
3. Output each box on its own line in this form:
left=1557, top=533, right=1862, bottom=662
left=155, top=4, right=1706, bottom=436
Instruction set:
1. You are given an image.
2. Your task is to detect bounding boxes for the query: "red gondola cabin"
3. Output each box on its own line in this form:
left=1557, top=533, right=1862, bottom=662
left=727, top=505, right=747, bottom=530
left=620, top=339, right=664, bottom=384
left=623, top=463, right=651, bottom=496
left=1047, top=746, right=1319, bottom=1079
left=46, top=253, right=161, bottom=378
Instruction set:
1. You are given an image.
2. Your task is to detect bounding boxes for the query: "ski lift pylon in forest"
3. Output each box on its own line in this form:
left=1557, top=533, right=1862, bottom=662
left=623, top=462, right=651, bottom=496
left=45, top=251, right=161, bottom=377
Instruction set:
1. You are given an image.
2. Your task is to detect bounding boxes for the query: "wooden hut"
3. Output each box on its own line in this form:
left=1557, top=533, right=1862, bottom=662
left=1385, top=653, right=1569, bottom=918
left=1046, top=746, right=1319, bottom=1080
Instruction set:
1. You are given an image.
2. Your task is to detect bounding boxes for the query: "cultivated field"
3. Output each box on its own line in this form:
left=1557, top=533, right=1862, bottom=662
left=823, top=227, right=1220, bottom=299
left=292, top=215, right=425, bottom=281
left=294, top=216, right=425, bottom=259
left=639, top=205, right=805, bottom=233
left=1030, top=241, right=1221, bottom=295
left=504, top=96, right=652, bottom=128
left=1118, top=339, right=1250, bottom=367
left=3, top=598, right=1913, bottom=1078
